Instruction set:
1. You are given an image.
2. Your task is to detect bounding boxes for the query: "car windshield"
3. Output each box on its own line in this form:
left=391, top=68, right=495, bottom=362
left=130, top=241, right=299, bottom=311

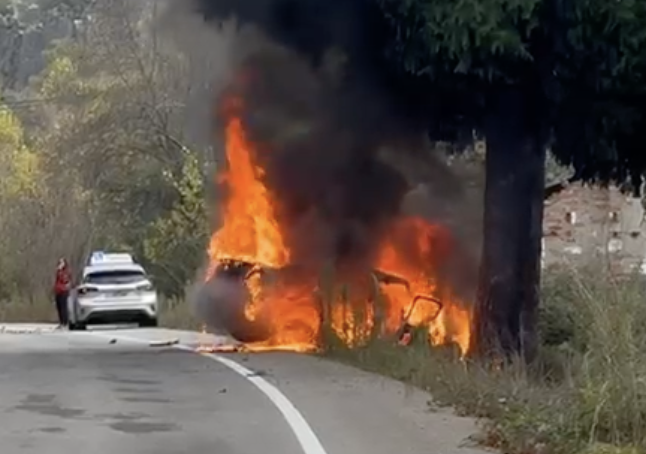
left=84, top=270, right=146, bottom=285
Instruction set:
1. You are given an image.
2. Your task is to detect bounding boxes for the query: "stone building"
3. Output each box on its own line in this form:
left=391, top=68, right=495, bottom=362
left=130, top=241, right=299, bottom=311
left=542, top=184, right=646, bottom=272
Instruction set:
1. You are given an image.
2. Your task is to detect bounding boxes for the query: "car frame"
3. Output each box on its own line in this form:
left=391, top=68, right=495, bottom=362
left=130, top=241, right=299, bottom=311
left=67, top=255, right=159, bottom=330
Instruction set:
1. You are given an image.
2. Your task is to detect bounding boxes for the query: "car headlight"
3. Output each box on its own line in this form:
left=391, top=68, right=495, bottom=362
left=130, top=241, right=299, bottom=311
left=136, top=283, right=154, bottom=292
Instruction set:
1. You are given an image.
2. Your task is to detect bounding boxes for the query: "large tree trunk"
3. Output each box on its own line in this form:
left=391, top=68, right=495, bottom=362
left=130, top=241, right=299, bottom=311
left=473, top=92, right=546, bottom=362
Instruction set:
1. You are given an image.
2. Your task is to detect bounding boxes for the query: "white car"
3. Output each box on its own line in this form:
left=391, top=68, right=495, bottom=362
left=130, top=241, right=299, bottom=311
left=68, top=252, right=159, bottom=330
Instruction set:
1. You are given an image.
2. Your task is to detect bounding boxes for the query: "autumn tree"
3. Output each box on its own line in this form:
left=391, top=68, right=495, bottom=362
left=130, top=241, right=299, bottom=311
left=1, top=0, right=212, bottom=303
left=31, top=0, right=212, bottom=296
left=377, top=0, right=646, bottom=359
left=0, top=101, right=51, bottom=302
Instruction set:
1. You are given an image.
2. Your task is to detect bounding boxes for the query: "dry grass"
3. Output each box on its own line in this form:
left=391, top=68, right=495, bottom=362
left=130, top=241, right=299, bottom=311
left=0, top=299, right=55, bottom=323
left=0, top=296, right=201, bottom=330
left=157, top=297, right=201, bottom=330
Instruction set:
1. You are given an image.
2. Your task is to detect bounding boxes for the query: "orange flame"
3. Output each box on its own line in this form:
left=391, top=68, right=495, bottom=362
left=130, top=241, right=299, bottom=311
left=205, top=98, right=472, bottom=355
left=207, top=99, right=289, bottom=276
left=374, top=218, right=471, bottom=354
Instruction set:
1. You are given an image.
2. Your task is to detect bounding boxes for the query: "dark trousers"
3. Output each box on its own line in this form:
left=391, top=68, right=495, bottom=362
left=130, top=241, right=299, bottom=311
left=54, top=292, right=69, bottom=325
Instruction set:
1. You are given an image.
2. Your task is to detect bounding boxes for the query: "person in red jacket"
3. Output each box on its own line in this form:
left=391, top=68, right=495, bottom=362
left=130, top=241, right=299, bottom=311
left=53, top=258, right=72, bottom=328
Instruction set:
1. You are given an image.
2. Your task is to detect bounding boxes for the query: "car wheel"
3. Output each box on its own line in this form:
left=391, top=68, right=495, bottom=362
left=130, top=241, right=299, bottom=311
left=139, top=318, right=158, bottom=328
left=69, top=322, right=86, bottom=331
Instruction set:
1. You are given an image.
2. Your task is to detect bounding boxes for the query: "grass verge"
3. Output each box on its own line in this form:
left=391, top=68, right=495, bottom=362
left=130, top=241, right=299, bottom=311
left=0, top=296, right=201, bottom=329
left=0, top=298, right=53, bottom=323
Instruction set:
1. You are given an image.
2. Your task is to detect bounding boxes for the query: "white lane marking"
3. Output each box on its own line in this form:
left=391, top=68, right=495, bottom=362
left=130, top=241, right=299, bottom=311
left=88, top=331, right=328, bottom=454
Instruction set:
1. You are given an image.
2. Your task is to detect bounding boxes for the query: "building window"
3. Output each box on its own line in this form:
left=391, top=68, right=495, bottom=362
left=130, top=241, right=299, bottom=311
left=565, top=211, right=577, bottom=225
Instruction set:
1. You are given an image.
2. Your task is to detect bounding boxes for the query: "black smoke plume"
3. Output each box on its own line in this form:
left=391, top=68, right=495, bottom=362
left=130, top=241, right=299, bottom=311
left=195, top=0, right=439, bottom=138
left=195, top=0, right=463, bottom=261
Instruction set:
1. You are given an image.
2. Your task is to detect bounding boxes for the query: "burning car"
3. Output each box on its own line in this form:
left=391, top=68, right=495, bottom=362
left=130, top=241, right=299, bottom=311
left=195, top=95, right=472, bottom=355
left=200, top=260, right=445, bottom=348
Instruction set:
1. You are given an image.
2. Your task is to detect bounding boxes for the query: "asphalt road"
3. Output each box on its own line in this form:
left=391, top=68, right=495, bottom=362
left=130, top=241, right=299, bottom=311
left=0, top=325, right=487, bottom=454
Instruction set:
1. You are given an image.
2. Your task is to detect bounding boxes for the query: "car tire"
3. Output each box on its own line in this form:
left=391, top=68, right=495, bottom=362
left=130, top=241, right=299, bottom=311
left=69, top=322, right=86, bottom=331
left=139, top=318, right=158, bottom=328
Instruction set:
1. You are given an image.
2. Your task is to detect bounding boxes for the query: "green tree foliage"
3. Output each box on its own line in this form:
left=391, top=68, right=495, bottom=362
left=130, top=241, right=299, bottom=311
left=1, top=0, right=212, bottom=303
left=32, top=20, right=208, bottom=297
left=144, top=152, right=209, bottom=297
left=377, top=0, right=646, bottom=358
left=0, top=104, right=39, bottom=197
left=0, top=101, right=52, bottom=302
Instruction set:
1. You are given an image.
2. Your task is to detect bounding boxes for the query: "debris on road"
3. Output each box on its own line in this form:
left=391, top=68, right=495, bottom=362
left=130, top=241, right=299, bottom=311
left=148, top=338, right=180, bottom=347
left=194, top=324, right=243, bottom=353
left=196, top=342, right=243, bottom=353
